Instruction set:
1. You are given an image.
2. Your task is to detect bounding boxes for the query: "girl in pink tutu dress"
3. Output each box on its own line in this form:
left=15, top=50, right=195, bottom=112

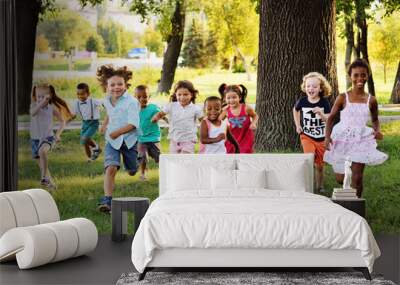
left=324, top=59, right=388, bottom=197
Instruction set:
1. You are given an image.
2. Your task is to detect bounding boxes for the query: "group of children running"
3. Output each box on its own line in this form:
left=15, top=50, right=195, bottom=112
left=29, top=58, right=387, bottom=212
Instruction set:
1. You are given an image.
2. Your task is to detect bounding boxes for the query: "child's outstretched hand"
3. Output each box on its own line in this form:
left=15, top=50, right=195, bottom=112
left=374, top=131, right=384, bottom=140
left=324, top=137, right=332, bottom=151
left=55, top=134, right=61, bottom=143
left=250, top=122, right=257, bottom=130
left=296, top=125, right=303, bottom=134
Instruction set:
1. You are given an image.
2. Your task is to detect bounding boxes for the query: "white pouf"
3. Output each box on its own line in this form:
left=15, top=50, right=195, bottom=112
left=0, top=189, right=98, bottom=269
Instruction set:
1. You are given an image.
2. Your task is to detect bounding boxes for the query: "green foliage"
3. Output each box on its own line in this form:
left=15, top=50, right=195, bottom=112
left=85, top=34, right=105, bottom=53
left=35, top=34, right=50, bottom=52
left=97, top=20, right=137, bottom=57
left=181, top=19, right=207, bottom=68
left=37, top=9, right=98, bottom=51
left=203, top=0, right=259, bottom=65
left=143, top=26, right=164, bottom=56
left=369, top=13, right=400, bottom=75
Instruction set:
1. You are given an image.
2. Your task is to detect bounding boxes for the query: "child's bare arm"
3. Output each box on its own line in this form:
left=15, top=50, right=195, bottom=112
left=369, top=96, right=383, bottom=140
left=325, top=95, right=345, bottom=149
left=218, top=109, right=227, bottom=121
left=151, top=111, right=166, bottom=122
left=247, top=105, right=258, bottom=130
left=226, top=127, right=240, bottom=153
left=292, top=108, right=303, bottom=134
left=30, top=96, right=50, bottom=116
left=109, top=124, right=136, bottom=140
left=312, top=107, right=330, bottom=122
left=100, top=114, right=109, bottom=133
left=200, top=120, right=225, bottom=144
left=53, top=108, right=65, bottom=142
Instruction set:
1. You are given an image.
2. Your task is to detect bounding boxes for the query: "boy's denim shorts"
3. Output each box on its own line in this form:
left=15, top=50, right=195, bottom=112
left=104, top=142, right=138, bottom=174
left=30, top=136, right=55, bottom=159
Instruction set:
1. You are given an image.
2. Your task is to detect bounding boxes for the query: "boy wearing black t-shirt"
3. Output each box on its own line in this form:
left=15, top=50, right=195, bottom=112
left=293, top=72, right=332, bottom=193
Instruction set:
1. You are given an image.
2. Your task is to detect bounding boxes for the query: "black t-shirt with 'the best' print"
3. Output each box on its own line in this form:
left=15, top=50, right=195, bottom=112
left=294, top=96, right=331, bottom=141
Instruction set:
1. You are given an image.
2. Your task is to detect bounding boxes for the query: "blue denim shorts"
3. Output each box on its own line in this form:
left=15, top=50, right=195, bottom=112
left=30, top=136, right=55, bottom=159
left=104, top=142, right=138, bottom=173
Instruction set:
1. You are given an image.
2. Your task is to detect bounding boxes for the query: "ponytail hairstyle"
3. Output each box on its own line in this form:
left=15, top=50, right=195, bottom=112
left=218, top=83, right=248, bottom=103
left=170, top=80, right=198, bottom=103
left=96, top=65, right=133, bottom=92
left=32, top=83, right=73, bottom=121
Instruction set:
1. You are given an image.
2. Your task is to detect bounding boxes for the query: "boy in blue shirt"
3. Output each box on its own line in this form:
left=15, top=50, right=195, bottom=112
left=97, top=65, right=140, bottom=212
left=135, top=85, right=162, bottom=181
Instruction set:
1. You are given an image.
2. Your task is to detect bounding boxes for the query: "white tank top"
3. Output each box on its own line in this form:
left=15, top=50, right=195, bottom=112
left=199, top=119, right=227, bottom=154
left=30, top=103, right=54, bottom=140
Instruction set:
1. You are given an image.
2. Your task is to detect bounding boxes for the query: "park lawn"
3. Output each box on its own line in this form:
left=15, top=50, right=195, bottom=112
left=17, top=121, right=400, bottom=234
left=34, top=58, right=92, bottom=71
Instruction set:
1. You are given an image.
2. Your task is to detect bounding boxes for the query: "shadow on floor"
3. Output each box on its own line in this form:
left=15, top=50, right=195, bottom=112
left=0, top=234, right=398, bottom=285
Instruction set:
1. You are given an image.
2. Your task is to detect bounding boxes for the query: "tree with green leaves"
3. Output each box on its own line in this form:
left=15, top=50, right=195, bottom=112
left=35, top=34, right=50, bottom=52
left=336, top=0, right=400, bottom=94
left=142, top=26, right=164, bottom=57
left=203, top=0, right=258, bottom=80
left=37, top=9, right=98, bottom=51
left=86, top=34, right=105, bottom=53
left=181, top=19, right=206, bottom=68
left=369, top=13, right=400, bottom=83
left=16, top=0, right=58, bottom=114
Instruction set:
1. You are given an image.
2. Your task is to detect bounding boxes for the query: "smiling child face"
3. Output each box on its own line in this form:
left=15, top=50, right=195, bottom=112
left=107, top=76, right=126, bottom=99
left=205, top=99, right=222, bottom=121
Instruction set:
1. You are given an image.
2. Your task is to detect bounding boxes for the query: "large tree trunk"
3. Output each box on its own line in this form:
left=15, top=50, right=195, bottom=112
left=391, top=61, right=400, bottom=103
left=16, top=0, right=41, bottom=114
left=255, top=0, right=338, bottom=151
left=355, top=3, right=375, bottom=96
left=157, top=1, right=185, bottom=94
left=344, top=18, right=354, bottom=90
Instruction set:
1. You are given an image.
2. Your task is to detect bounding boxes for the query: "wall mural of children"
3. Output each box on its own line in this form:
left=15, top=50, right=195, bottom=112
left=151, top=80, right=203, bottom=154
left=29, top=83, right=73, bottom=190
left=218, top=84, right=258, bottom=153
left=293, top=72, right=332, bottom=193
left=324, top=59, right=388, bottom=198
left=71, top=83, right=102, bottom=163
left=96, top=65, right=140, bottom=213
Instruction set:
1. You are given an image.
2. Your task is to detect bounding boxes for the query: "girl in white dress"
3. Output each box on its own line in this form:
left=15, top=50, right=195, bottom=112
left=324, top=59, right=388, bottom=197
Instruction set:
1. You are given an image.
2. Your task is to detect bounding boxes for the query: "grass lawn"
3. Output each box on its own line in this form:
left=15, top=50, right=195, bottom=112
left=34, top=59, right=92, bottom=71
left=17, top=121, right=400, bottom=234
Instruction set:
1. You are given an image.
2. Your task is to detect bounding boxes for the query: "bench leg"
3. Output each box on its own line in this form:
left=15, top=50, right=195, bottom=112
left=138, top=268, right=148, bottom=281
left=354, top=267, right=371, bottom=280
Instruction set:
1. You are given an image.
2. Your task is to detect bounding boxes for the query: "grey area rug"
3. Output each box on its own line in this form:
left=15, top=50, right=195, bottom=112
left=117, top=272, right=396, bottom=285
